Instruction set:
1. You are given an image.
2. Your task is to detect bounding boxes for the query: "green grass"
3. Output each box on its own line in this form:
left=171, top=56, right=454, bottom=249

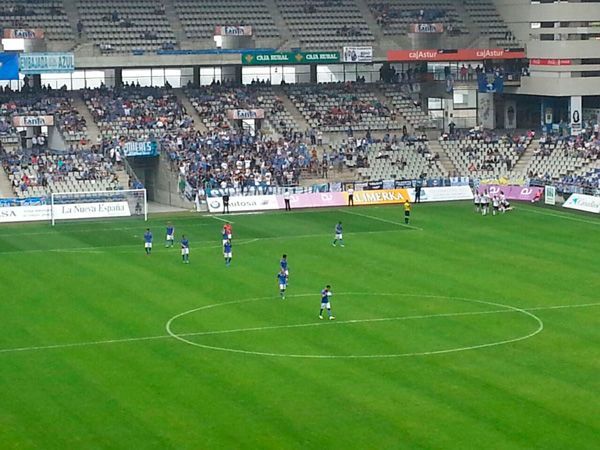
left=0, top=202, right=598, bottom=450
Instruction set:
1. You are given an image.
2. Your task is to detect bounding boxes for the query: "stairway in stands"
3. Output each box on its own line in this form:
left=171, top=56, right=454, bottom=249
left=0, top=170, right=14, bottom=197
left=511, top=138, right=536, bottom=177
left=174, top=89, right=209, bottom=133
left=428, top=138, right=457, bottom=177
left=271, top=86, right=310, bottom=132
left=72, top=94, right=101, bottom=146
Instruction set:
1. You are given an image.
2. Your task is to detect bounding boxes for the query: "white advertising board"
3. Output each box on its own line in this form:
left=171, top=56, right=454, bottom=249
left=544, top=186, right=556, bottom=205
left=207, top=195, right=279, bottom=213
left=562, top=193, right=600, bottom=214
left=0, top=201, right=131, bottom=223
left=408, top=185, right=474, bottom=202
left=0, top=205, right=50, bottom=223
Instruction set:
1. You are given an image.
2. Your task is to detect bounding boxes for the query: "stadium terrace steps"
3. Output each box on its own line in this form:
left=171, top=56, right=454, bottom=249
left=355, top=0, right=385, bottom=48
left=72, top=95, right=101, bottom=146
left=0, top=170, right=13, bottom=198
left=63, top=0, right=84, bottom=45
left=162, top=0, right=190, bottom=47
left=175, top=90, right=209, bottom=133
left=271, top=86, right=310, bottom=132
left=263, top=0, right=292, bottom=42
left=512, top=143, right=536, bottom=176
left=370, top=85, right=411, bottom=131
left=428, top=139, right=454, bottom=176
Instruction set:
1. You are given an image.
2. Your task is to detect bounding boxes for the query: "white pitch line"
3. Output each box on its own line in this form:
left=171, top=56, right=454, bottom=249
left=0, top=301, right=598, bottom=356
left=210, top=215, right=235, bottom=224
left=520, top=206, right=600, bottom=226
left=341, top=209, right=423, bottom=231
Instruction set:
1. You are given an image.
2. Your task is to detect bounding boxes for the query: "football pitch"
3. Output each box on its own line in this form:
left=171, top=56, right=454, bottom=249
left=0, top=202, right=598, bottom=450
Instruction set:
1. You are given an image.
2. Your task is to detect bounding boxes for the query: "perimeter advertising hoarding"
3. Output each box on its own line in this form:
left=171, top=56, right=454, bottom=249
left=227, top=109, right=265, bottom=120
left=3, top=28, right=45, bottom=39
left=409, top=23, right=444, bottom=33
left=387, top=48, right=526, bottom=62
left=19, top=52, right=75, bottom=74
left=207, top=195, right=280, bottom=213
left=342, top=46, right=373, bottom=63
left=544, top=186, right=556, bottom=205
left=349, top=189, right=411, bottom=205
left=214, top=26, right=253, bottom=36
left=478, top=185, right=543, bottom=201
left=242, top=51, right=340, bottom=65
left=562, top=193, right=600, bottom=214
left=12, top=115, right=54, bottom=127
left=0, top=202, right=131, bottom=223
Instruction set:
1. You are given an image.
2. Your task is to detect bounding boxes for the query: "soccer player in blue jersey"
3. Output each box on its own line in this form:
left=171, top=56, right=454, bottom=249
left=144, top=228, right=153, bottom=255
left=277, top=269, right=288, bottom=299
left=165, top=222, right=175, bottom=248
left=223, top=239, right=232, bottom=267
left=319, top=285, right=335, bottom=320
left=332, top=221, right=344, bottom=247
left=181, top=235, right=190, bottom=264
left=280, top=254, right=289, bottom=277
left=222, top=229, right=229, bottom=247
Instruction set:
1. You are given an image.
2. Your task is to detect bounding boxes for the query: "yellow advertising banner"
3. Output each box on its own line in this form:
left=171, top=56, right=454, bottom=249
left=348, top=189, right=410, bottom=205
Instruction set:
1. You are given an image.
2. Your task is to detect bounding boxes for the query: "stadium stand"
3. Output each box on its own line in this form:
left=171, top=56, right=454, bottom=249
left=174, top=0, right=279, bottom=41
left=163, top=128, right=311, bottom=191
left=276, top=0, right=375, bottom=49
left=441, top=130, right=532, bottom=178
left=0, top=91, right=89, bottom=146
left=464, top=0, right=517, bottom=47
left=285, top=82, right=399, bottom=132
left=368, top=0, right=465, bottom=36
left=78, top=0, right=176, bottom=53
left=357, top=140, right=446, bottom=180
left=380, top=83, right=430, bottom=130
left=82, top=86, right=193, bottom=143
left=0, top=0, right=73, bottom=42
left=523, top=132, right=599, bottom=182
left=2, top=150, right=122, bottom=198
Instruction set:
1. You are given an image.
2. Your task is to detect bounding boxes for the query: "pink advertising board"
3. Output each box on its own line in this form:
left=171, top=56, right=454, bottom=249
left=277, top=192, right=346, bottom=209
left=478, top=185, right=543, bottom=201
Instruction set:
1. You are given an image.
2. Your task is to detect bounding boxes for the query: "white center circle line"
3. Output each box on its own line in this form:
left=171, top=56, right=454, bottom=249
left=165, top=293, right=545, bottom=359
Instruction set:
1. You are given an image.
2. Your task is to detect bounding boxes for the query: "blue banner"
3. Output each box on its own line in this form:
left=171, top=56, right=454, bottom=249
left=0, top=53, right=19, bottom=80
left=122, top=141, right=159, bottom=157
left=19, top=52, right=75, bottom=74
left=0, top=196, right=47, bottom=207
left=478, top=73, right=504, bottom=93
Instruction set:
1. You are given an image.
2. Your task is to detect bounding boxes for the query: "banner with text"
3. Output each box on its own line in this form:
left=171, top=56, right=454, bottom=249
left=387, top=48, right=526, bottom=62
left=215, top=26, right=253, bottom=36
left=277, top=192, right=346, bottom=209
left=19, top=52, right=75, bottom=74
left=563, top=193, right=600, bottom=214
left=409, top=185, right=473, bottom=202
left=349, top=189, right=411, bottom=205
left=242, top=51, right=340, bottom=65
left=342, top=46, right=373, bottom=63
left=529, top=59, right=571, bottom=66
left=207, top=195, right=279, bottom=213
left=0, top=201, right=131, bottom=223
left=0, top=53, right=19, bottom=80
left=122, top=141, right=159, bottom=157
left=409, top=23, right=444, bottom=33
left=544, top=186, right=556, bottom=205
left=12, top=115, right=54, bottom=127
left=3, top=28, right=45, bottom=39
left=227, top=109, right=265, bottom=120
left=54, top=202, right=131, bottom=220
left=478, top=184, right=543, bottom=201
